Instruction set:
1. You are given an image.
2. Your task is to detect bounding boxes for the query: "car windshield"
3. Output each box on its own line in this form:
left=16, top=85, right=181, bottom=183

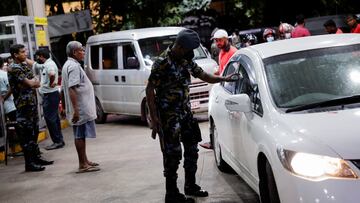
left=138, top=35, right=207, bottom=65
left=264, top=44, right=360, bottom=109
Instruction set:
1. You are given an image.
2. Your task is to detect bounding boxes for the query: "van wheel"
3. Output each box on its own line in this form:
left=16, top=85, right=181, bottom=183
left=144, top=102, right=152, bottom=128
left=95, top=99, right=107, bottom=124
left=212, top=122, right=231, bottom=172
left=260, top=160, right=281, bottom=203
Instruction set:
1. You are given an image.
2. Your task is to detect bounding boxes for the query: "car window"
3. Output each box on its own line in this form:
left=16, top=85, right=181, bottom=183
left=90, top=45, right=99, bottom=70
left=102, top=43, right=118, bottom=70
left=235, top=57, right=263, bottom=115
left=123, top=43, right=139, bottom=69
left=138, top=35, right=207, bottom=65
left=265, top=44, right=360, bottom=108
left=222, top=61, right=239, bottom=94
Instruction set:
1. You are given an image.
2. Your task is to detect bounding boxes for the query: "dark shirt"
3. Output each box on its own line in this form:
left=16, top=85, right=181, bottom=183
left=148, top=48, right=203, bottom=116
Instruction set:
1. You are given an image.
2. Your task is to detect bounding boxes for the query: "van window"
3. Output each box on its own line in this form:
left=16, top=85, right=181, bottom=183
left=123, top=44, right=139, bottom=69
left=90, top=45, right=99, bottom=70
left=102, top=44, right=118, bottom=70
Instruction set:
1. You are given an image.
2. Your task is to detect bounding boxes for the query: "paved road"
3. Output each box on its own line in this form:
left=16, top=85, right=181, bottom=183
left=0, top=115, right=259, bottom=203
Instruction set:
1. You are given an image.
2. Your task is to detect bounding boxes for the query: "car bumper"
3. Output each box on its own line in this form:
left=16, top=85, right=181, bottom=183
left=277, top=170, right=360, bottom=203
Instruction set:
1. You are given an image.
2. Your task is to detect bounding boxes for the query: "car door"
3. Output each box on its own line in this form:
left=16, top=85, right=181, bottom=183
left=214, top=61, right=239, bottom=158
left=97, top=43, right=124, bottom=113
left=231, top=55, right=264, bottom=177
left=117, top=42, right=145, bottom=115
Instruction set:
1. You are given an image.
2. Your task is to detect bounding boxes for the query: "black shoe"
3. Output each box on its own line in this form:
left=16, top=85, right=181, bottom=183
left=45, top=142, right=64, bottom=150
left=35, top=157, right=54, bottom=166
left=185, top=184, right=209, bottom=197
left=25, top=163, right=45, bottom=172
left=165, top=192, right=195, bottom=203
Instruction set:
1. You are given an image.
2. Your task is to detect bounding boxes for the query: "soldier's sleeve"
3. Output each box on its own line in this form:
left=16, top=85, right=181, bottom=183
left=187, top=61, right=204, bottom=78
left=148, top=58, right=164, bottom=88
left=12, top=66, right=26, bottom=83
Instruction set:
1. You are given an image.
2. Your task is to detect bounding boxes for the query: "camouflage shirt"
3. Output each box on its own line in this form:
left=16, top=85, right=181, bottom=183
left=148, top=48, right=204, bottom=115
left=8, top=62, right=38, bottom=109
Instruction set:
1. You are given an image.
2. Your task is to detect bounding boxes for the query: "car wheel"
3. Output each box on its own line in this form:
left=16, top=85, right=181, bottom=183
left=212, top=122, right=231, bottom=172
left=260, top=160, right=281, bottom=203
left=95, top=99, right=107, bottom=124
left=144, top=102, right=152, bottom=128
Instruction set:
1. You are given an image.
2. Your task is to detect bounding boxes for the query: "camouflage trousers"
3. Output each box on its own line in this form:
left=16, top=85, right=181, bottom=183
left=159, top=111, right=200, bottom=179
left=16, top=106, right=39, bottom=147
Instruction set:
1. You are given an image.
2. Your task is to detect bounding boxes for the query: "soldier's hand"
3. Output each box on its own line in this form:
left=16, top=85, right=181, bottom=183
left=150, top=117, right=162, bottom=139
left=224, top=73, right=241, bottom=82
left=33, top=77, right=41, bottom=88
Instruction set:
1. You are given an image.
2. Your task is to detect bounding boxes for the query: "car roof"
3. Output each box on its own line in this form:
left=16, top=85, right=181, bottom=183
left=87, top=27, right=185, bottom=44
left=247, top=34, right=360, bottom=59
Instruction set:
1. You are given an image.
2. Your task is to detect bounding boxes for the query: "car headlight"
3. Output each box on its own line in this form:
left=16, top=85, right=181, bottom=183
left=277, top=148, right=358, bottom=180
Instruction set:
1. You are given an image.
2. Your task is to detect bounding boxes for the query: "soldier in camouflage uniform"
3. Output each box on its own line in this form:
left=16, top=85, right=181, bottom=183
left=146, top=29, right=239, bottom=203
left=8, top=44, right=53, bottom=172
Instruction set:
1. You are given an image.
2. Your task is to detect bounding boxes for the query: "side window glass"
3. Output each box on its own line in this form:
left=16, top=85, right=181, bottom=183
left=123, top=44, right=139, bottom=69
left=236, top=65, right=252, bottom=96
left=236, top=58, right=263, bottom=116
left=102, top=44, right=118, bottom=70
left=90, top=45, right=99, bottom=70
left=222, top=61, right=239, bottom=94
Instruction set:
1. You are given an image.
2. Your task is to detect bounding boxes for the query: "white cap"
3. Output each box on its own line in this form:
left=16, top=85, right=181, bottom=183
left=211, top=29, right=229, bottom=39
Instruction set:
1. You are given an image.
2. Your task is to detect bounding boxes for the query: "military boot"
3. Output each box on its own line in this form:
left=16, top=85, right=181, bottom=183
left=165, top=177, right=195, bottom=203
left=24, top=144, right=45, bottom=172
left=31, top=142, right=54, bottom=166
left=184, top=172, right=208, bottom=197
left=165, top=192, right=195, bottom=203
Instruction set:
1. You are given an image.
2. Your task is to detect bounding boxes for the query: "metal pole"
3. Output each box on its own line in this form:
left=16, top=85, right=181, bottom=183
left=19, top=0, right=23, bottom=15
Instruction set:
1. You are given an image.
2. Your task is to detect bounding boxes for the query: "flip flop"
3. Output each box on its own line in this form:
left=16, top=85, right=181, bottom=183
left=88, top=162, right=99, bottom=166
left=76, top=166, right=101, bottom=173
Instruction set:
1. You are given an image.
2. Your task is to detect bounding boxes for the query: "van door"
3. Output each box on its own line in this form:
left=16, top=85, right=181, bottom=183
left=98, top=43, right=124, bottom=113
left=117, top=42, right=145, bottom=115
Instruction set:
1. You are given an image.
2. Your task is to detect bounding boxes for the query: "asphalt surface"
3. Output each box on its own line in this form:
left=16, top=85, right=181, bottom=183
left=0, top=115, right=259, bottom=203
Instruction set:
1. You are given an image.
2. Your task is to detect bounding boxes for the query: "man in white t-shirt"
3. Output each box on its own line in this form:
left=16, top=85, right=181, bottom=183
left=61, top=41, right=100, bottom=173
left=27, top=48, right=65, bottom=150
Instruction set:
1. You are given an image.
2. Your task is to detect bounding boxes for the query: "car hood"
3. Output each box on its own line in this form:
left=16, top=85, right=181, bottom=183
left=279, top=108, right=360, bottom=159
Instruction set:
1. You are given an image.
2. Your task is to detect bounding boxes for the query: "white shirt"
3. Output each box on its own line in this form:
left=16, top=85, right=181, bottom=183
left=33, top=58, right=59, bottom=94
left=61, top=57, right=96, bottom=126
left=0, top=70, right=16, bottom=114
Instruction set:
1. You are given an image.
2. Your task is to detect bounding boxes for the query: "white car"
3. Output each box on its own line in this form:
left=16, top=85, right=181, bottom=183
left=208, top=34, right=360, bottom=203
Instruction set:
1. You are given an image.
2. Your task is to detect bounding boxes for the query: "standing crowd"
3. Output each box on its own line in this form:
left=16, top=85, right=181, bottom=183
left=1, top=41, right=99, bottom=173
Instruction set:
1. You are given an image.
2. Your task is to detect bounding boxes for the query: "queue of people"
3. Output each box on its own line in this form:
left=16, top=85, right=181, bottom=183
left=1, top=41, right=100, bottom=173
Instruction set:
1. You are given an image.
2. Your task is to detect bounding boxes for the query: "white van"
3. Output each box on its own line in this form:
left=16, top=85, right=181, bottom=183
left=84, top=27, right=218, bottom=124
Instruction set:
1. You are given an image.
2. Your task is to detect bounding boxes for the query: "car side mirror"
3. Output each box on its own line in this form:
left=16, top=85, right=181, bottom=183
left=127, top=57, right=139, bottom=69
left=225, top=94, right=251, bottom=112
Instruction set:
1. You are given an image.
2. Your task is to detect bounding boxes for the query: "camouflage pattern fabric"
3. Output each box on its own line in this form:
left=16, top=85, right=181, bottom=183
left=148, top=48, right=203, bottom=178
left=8, top=62, right=39, bottom=146
left=8, top=63, right=38, bottom=109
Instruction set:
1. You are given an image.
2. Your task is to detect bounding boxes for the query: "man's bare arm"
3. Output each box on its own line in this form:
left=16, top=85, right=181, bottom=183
left=69, top=86, right=79, bottom=123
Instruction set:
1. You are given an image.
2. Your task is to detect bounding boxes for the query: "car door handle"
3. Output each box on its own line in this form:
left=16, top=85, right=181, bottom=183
left=114, top=76, right=119, bottom=82
left=121, top=75, right=126, bottom=82
left=215, top=96, right=219, bottom=103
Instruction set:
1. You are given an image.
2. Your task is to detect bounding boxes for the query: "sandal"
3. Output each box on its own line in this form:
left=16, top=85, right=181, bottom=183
left=88, top=162, right=99, bottom=166
left=76, top=166, right=101, bottom=173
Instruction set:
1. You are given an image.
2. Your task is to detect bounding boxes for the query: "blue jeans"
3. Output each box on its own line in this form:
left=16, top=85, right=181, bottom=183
left=43, top=91, right=64, bottom=144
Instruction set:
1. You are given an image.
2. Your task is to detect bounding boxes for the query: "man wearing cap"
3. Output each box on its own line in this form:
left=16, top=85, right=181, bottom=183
left=212, top=29, right=237, bottom=76
left=146, top=28, right=239, bottom=203
left=199, top=29, right=238, bottom=151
